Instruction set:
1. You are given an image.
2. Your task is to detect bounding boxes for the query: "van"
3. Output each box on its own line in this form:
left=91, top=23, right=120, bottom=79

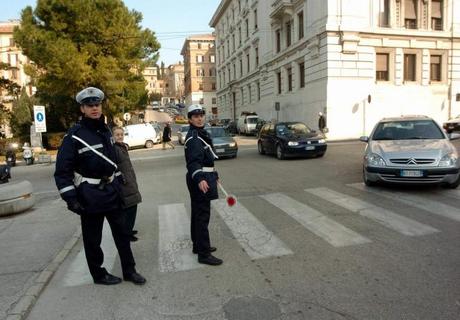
left=237, top=112, right=259, bottom=135
left=123, top=123, right=160, bottom=149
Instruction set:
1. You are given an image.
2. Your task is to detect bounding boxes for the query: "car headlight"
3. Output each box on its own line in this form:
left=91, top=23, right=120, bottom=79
left=438, top=153, right=457, bottom=167
left=288, top=141, right=299, bottom=146
left=318, top=139, right=326, bottom=144
left=365, top=153, right=386, bottom=167
left=229, top=142, right=236, bottom=147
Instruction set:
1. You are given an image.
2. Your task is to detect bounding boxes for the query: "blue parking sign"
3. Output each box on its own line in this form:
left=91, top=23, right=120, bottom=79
left=33, top=105, right=47, bottom=133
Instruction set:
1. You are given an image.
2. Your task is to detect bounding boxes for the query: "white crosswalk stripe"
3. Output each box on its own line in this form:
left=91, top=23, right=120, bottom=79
left=348, top=183, right=460, bottom=223
left=158, top=203, right=202, bottom=273
left=306, top=188, right=439, bottom=236
left=260, top=193, right=371, bottom=247
left=212, top=199, right=293, bottom=260
left=63, top=220, right=116, bottom=287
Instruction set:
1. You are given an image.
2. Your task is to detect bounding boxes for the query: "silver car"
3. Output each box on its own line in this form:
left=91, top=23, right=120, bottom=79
left=360, top=116, right=460, bottom=188
left=177, top=125, right=189, bottom=145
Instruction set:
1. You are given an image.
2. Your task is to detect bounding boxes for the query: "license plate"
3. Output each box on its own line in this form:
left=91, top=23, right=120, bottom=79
left=305, top=146, right=315, bottom=150
left=216, top=148, right=225, bottom=153
left=401, top=170, right=423, bottom=177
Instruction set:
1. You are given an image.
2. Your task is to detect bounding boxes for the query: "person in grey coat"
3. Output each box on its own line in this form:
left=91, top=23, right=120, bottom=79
left=112, top=127, right=142, bottom=241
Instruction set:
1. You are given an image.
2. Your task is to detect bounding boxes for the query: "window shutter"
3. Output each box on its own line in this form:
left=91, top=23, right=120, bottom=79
left=377, top=54, right=388, bottom=71
left=432, top=0, right=442, bottom=18
left=405, top=0, right=417, bottom=19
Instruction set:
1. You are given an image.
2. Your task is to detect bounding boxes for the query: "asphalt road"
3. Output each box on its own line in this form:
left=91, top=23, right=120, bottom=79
left=1, top=139, right=459, bottom=320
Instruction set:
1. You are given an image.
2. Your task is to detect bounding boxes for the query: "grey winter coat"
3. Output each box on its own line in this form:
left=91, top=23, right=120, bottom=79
left=114, top=142, right=142, bottom=208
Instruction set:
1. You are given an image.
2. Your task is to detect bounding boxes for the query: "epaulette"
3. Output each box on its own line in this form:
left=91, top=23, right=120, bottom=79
left=63, top=123, right=82, bottom=139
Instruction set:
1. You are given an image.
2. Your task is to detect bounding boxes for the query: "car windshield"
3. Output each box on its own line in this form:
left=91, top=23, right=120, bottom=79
left=372, top=120, right=444, bottom=140
left=276, top=123, right=312, bottom=135
left=247, top=117, right=258, bottom=124
left=180, top=126, right=189, bottom=132
left=206, top=127, right=229, bottom=137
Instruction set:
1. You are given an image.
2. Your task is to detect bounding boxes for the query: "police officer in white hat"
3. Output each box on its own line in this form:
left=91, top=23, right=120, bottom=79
left=184, top=104, right=223, bottom=265
left=54, top=87, right=146, bottom=285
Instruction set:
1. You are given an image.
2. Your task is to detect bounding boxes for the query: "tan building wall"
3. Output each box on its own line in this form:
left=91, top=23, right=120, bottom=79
left=142, top=66, right=165, bottom=98
left=0, top=20, right=35, bottom=137
left=181, top=34, right=217, bottom=116
left=164, top=62, right=185, bottom=103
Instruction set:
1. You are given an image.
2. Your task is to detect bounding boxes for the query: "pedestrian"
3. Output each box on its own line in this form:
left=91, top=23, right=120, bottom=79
left=54, top=87, right=146, bottom=286
left=184, top=104, right=223, bottom=266
left=112, top=126, right=142, bottom=242
left=162, top=121, right=175, bottom=150
left=318, top=112, right=326, bottom=133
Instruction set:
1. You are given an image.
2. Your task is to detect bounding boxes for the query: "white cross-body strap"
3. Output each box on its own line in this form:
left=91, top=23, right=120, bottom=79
left=71, top=135, right=118, bottom=169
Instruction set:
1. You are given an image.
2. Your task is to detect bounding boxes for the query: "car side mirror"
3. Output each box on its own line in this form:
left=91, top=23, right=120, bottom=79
left=359, top=136, right=369, bottom=143
left=448, top=133, right=460, bottom=140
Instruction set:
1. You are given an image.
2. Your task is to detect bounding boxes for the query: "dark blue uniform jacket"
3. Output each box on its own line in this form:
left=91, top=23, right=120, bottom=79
left=184, top=125, right=219, bottom=200
left=54, top=117, right=121, bottom=213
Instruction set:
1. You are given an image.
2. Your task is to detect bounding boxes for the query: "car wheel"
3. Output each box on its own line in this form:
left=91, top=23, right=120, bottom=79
left=363, top=167, right=376, bottom=187
left=145, top=140, right=154, bottom=148
left=258, top=141, right=265, bottom=155
left=276, top=144, right=285, bottom=160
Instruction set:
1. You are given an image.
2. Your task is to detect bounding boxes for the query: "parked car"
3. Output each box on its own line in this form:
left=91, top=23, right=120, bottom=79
left=258, top=122, right=327, bottom=160
left=123, top=123, right=160, bottom=149
left=237, top=113, right=259, bottom=135
left=177, top=125, right=189, bottom=145
left=225, top=120, right=238, bottom=135
left=443, top=114, right=460, bottom=133
left=360, top=115, right=460, bottom=188
left=205, top=126, right=238, bottom=158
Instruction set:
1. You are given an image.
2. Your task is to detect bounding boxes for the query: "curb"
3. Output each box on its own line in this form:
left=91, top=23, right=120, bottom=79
left=6, top=227, right=82, bottom=320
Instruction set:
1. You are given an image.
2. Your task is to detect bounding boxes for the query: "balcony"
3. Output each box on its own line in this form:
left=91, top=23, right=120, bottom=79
left=270, top=0, right=294, bottom=20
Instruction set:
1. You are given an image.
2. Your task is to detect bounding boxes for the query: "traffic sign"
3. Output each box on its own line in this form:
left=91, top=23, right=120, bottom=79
left=123, top=113, right=131, bottom=121
left=33, top=105, right=47, bottom=133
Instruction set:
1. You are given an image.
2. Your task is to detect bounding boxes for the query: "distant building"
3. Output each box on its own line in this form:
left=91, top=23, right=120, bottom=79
left=181, top=34, right=217, bottom=117
left=142, top=66, right=165, bottom=98
left=210, top=0, right=460, bottom=140
left=164, top=62, right=185, bottom=104
left=0, top=20, right=35, bottom=137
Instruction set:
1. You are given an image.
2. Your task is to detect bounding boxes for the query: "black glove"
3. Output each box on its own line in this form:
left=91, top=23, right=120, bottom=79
left=67, top=199, right=85, bottom=215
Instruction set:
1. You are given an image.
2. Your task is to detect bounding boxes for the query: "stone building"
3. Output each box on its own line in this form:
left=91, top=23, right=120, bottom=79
left=181, top=34, right=217, bottom=117
left=210, top=0, right=460, bottom=139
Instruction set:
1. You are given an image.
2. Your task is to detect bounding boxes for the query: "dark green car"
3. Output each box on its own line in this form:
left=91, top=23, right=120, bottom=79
left=205, top=126, right=238, bottom=159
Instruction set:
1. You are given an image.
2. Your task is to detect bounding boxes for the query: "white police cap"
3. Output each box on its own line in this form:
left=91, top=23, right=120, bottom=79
left=187, top=104, right=205, bottom=118
left=76, top=87, right=105, bottom=105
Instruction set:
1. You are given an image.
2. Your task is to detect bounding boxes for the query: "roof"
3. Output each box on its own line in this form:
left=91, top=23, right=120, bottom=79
left=380, top=115, right=432, bottom=122
left=209, top=0, right=232, bottom=27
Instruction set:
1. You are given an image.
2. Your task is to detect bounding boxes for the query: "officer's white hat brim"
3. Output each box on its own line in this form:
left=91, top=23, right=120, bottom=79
left=76, top=87, right=105, bottom=105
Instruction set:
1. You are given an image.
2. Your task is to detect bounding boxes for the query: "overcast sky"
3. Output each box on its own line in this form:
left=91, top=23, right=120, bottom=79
left=0, top=0, right=221, bottom=66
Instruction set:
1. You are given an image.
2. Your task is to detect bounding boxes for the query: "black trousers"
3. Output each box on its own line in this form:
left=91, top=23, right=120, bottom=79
left=186, top=175, right=211, bottom=255
left=123, top=205, right=138, bottom=234
left=80, top=209, right=136, bottom=280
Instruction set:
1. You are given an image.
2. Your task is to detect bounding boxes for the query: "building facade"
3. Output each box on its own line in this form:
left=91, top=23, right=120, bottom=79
left=210, top=0, right=460, bottom=140
left=0, top=20, right=35, bottom=137
left=164, top=62, right=185, bottom=104
left=142, top=66, right=165, bottom=98
left=181, top=34, right=217, bottom=117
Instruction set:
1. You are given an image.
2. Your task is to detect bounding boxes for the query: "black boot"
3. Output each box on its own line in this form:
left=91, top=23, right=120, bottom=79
left=198, top=254, right=223, bottom=266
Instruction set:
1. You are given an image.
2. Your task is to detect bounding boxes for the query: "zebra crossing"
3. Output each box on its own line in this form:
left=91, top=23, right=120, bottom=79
left=61, top=184, right=460, bottom=286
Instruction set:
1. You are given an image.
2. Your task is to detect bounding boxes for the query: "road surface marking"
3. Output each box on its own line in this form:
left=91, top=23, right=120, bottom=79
left=63, top=220, right=117, bottom=287
left=260, top=193, right=371, bottom=247
left=348, top=183, right=460, bottom=223
left=306, top=188, right=439, bottom=236
left=212, top=200, right=293, bottom=260
left=158, top=203, right=202, bottom=273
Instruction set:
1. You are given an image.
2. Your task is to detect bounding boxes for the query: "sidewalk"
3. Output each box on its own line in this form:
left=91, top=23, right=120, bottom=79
left=0, top=195, right=80, bottom=320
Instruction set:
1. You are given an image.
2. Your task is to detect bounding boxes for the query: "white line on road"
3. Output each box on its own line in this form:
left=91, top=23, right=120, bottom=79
left=260, top=193, right=371, bottom=247
left=212, top=199, right=293, bottom=260
left=158, top=203, right=202, bottom=273
left=63, top=220, right=117, bottom=287
left=306, top=187, right=439, bottom=236
left=348, top=183, right=460, bottom=223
